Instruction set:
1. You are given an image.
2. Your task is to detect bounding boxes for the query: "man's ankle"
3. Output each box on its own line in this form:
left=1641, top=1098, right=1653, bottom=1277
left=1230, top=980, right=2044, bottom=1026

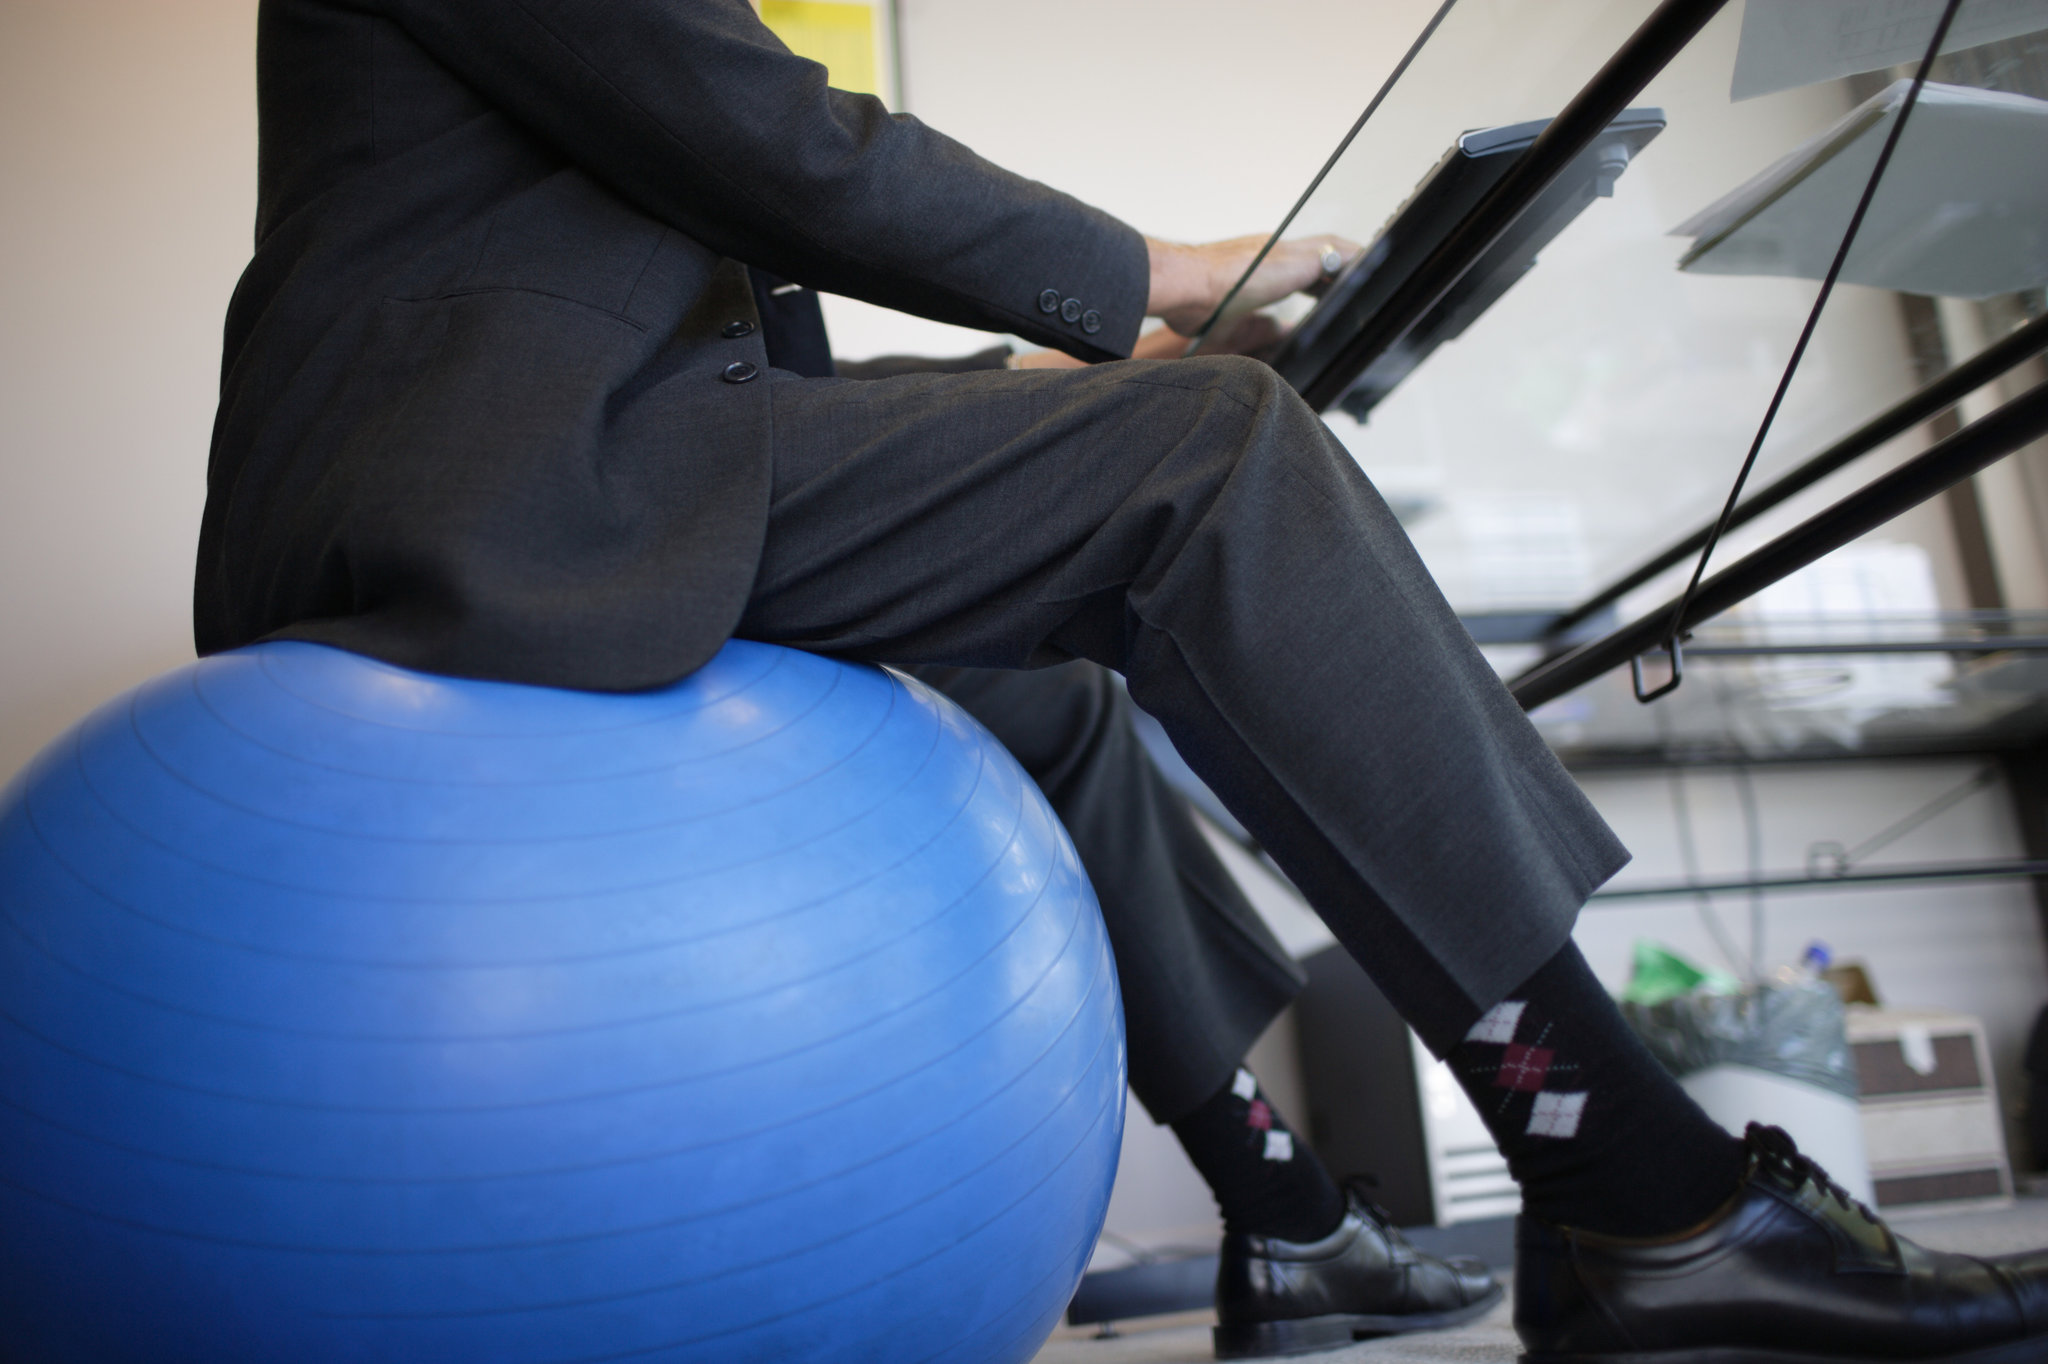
left=1449, top=943, right=1746, bottom=1238
left=1171, top=1066, right=1344, bottom=1243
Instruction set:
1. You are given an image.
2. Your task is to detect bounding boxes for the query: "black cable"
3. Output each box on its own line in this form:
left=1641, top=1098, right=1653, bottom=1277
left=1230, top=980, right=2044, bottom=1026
left=1643, top=0, right=1967, bottom=701
left=1591, top=859, right=2048, bottom=901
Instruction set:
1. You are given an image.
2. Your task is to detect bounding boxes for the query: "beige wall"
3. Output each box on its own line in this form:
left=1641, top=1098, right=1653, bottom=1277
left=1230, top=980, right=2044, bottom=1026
left=0, top=0, right=257, bottom=783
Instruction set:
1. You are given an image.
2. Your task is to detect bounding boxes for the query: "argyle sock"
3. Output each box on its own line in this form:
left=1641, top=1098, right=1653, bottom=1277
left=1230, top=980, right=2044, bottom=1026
left=1171, top=1067, right=1345, bottom=1242
left=1450, top=941, right=1745, bottom=1238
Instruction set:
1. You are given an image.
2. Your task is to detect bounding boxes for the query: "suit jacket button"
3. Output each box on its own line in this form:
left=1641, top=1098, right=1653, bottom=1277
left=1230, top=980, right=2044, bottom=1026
left=1038, top=288, right=1061, bottom=314
left=1081, top=310, right=1102, bottom=334
left=722, top=361, right=760, bottom=383
left=1060, top=298, right=1082, bottom=323
left=722, top=320, right=756, bottom=338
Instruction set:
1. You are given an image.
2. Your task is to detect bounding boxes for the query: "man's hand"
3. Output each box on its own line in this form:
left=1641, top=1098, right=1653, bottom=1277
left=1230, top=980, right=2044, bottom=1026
left=1146, top=234, right=1359, bottom=336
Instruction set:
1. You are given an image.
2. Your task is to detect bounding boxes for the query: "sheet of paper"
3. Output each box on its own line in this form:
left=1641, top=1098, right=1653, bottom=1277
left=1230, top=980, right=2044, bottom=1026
left=759, top=0, right=887, bottom=101
left=1732, top=0, right=2048, bottom=102
left=1673, top=80, right=2048, bottom=299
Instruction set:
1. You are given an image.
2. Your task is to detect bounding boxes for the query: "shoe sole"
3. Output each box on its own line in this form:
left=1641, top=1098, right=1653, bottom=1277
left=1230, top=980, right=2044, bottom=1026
left=1213, top=1282, right=1506, bottom=1359
left=1521, top=1336, right=2048, bottom=1364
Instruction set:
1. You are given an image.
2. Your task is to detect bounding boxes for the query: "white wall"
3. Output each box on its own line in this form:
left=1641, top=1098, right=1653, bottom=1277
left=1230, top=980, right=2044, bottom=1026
left=0, top=0, right=257, bottom=784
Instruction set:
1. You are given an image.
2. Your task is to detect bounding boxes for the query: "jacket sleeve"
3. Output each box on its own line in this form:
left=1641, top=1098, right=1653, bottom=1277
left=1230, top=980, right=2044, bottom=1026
left=382, top=0, right=1148, bottom=360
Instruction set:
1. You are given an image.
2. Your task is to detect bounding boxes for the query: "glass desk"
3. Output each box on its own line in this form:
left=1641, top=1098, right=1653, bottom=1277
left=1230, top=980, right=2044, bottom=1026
left=1202, top=0, right=2048, bottom=747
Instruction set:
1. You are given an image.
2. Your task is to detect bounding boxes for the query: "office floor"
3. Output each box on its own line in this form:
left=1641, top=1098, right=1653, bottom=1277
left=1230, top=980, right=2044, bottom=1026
left=1030, top=1196, right=2048, bottom=1364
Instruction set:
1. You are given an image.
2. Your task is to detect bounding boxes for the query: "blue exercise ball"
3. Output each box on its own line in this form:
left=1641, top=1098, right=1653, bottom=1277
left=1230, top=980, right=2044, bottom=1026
left=0, top=640, right=1125, bottom=1363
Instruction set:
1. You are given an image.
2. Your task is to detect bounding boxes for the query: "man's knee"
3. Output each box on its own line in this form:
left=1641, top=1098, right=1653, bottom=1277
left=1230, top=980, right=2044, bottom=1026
left=1196, top=352, right=1291, bottom=399
left=1136, top=355, right=1326, bottom=457
left=1131, top=353, right=1292, bottom=407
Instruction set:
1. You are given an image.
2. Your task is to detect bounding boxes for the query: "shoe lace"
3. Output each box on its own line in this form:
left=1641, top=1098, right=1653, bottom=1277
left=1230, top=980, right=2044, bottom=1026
left=1744, top=1122, right=1878, bottom=1225
left=1339, top=1173, right=1405, bottom=1237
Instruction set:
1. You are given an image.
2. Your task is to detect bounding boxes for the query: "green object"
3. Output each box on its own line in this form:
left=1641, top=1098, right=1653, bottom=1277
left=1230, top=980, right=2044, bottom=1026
left=1618, top=942, right=1855, bottom=1099
left=1618, top=940, right=1740, bottom=1007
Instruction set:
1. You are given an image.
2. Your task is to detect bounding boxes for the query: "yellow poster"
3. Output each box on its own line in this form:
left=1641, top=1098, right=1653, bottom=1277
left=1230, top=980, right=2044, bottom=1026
left=759, top=1, right=885, bottom=101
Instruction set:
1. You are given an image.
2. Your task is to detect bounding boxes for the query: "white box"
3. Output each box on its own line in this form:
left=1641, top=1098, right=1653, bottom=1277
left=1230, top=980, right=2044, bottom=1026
left=1846, top=1007, right=2012, bottom=1215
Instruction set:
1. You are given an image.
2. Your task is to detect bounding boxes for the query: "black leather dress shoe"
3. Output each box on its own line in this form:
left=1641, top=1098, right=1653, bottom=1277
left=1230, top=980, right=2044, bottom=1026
left=1517, top=1124, right=2048, bottom=1363
left=1214, top=1189, right=1503, bottom=1359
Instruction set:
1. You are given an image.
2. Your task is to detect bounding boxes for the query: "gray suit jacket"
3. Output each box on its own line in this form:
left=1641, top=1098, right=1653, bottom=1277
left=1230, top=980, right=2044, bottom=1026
left=195, top=0, right=1149, bottom=690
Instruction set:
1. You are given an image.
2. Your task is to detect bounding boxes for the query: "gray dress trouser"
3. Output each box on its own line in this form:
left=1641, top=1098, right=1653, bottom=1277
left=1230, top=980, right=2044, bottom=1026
left=913, top=661, right=1305, bottom=1126
left=736, top=354, right=1628, bottom=1055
